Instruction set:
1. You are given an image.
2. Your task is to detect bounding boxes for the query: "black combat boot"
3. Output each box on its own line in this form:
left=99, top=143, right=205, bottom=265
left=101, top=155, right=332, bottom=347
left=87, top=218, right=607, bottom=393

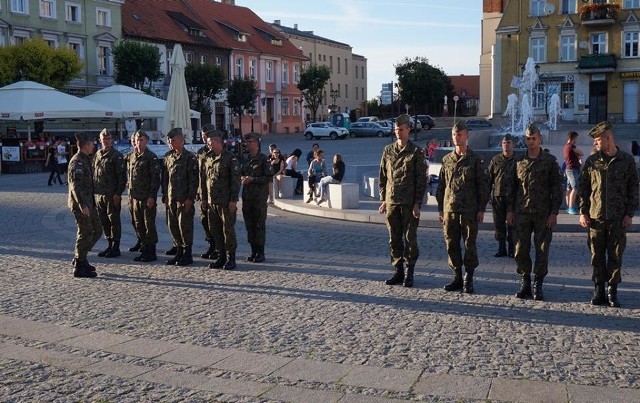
left=166, top=246, right=183, bottom=265
left=403, top=266, right=414, bottom=288
left=494, top=241, right=507, bottom=257
left=129, top=238, right=143, bottom=252
left=165, top=245, right=177, bottom=255
left=177, top=246, right=193, bottom=266
left=140, top=245, right=157, bottom=262
left=515, top=274, right=532, bottom=299
left=223, top=251, right=236, bottom=270
left=507, top=239, right=515, bottom=258
left=385, top=263, right=404, bottom=285
left=444, top=268, right=463, bottom=291
left=607, top=284, right=621, bottom=308
left=253, top=245, right=265, bottom=263
left=133, top=245, right=147, bottom=261
left=463, top=268, right=474, bottom=294
left=98, top=239, right=113, bottom=257
left=533, top=275, right=544, bottom=301
left=246, top=243, right=257, bottom=262
left=201, top=242, right=215, bottom=259
left=73, top=259, right=97, bottom=278
left=208, top=250, right=226, bottom=269
left=590, top=282, right=606, bottom=305
left=105, top=240, right=121, bottom=258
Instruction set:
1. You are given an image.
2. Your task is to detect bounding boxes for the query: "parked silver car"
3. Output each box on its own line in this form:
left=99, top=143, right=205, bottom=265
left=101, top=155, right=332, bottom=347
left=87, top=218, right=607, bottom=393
left=349, top=122, right=392, bottom=138
left=304, top=122, right=349, bottom=140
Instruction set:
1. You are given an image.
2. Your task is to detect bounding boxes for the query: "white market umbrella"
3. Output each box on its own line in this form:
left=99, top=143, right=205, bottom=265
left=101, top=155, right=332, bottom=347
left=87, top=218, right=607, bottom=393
left=162, top=44, right=192, bottom=143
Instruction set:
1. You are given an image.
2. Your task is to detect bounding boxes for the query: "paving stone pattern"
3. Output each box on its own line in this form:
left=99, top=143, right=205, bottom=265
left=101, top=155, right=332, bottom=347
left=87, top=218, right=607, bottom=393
left=1, top=172, right=640, bottom=402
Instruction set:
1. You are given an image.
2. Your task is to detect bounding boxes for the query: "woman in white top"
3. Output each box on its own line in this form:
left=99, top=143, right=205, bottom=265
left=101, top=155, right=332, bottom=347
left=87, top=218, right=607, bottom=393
left=284, top=148, right=303, bottom=195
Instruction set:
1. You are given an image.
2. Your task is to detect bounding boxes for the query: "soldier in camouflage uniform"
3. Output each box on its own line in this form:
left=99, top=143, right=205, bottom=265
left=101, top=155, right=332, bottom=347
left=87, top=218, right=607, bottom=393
left=127, top=130, right=161, bottom=262
left=240, top=133, right=273, bottom=263
left=379, top=114, right=426, bottom=288
left=126, top=134, right=143, bottom=253
left=68, top=132, right=102, bottom=278
left=161, top=128, right=199, bottom=266
left=197, top=124, right=217, bottom=260
left=488, top=133, right=516, bottom=258
left=578, top=121, right=639, bottom=307
left=436, top=121, right=490, bottom=294
left=93, top=128, right=126, bottom=258
left=201, top=131, right=241, bottom=270
left=507, top=124, right=563, bottom=301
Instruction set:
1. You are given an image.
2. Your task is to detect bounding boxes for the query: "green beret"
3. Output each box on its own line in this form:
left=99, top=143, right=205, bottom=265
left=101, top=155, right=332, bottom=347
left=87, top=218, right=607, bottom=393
left=167, top=128, right=183, bottom=139
left=525, top=123, right=540, bottom=136
left=396, top=114, right=411, bottom=127
left=452, top=121, right=467, bottom=132
left=244, top=133, right=260, bottom=142
left=588, top=121, right=612, bottom=138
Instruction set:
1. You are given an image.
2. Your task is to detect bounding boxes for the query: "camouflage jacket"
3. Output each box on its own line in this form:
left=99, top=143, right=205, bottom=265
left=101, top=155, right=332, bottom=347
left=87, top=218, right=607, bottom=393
left=200, top=150, right=241, bottom=205
left=161, top=149, right=199, bottom=203
left=127, top=148, right=161, bottom=201
left=436, top=148, right=490, bottom=214
left=488, top=152, right=516, bottom=197
left=196, top=145, right=210, bottom=199
left=241, top=152, right=273, bottom=201
left=508, top=151, right=563, bottom=216
left=578, top=148, right=639, bottom=220
left=93, top=147, right=126, bottom=197
left=379, top=141, right=426, bottom=205
left=67, top=152, right=95, bottom=212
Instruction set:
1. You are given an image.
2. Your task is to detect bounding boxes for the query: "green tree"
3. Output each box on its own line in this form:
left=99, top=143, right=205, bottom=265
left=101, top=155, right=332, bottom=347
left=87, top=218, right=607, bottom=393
left=226, top=76, right=258, bottom=136
left=185, top=63, right=226, bottom=114
left=112, top=41, right=163, bottom=93
left=297, top=64, right=331, bottom=123
left=395, top=56, right=452, bottom=117
left=0, top=38, right=83, bottom=88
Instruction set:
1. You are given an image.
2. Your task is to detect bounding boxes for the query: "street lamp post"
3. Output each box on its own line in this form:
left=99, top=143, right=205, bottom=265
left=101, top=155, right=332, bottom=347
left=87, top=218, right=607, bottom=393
left=330, top=89, right=339, bottom=113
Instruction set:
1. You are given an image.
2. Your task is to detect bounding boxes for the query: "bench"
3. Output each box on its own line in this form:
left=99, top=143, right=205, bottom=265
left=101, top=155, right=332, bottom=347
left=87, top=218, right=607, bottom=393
left=326, top=183, right=359, bottom=209
left=274, top=175, right=296, bottom=199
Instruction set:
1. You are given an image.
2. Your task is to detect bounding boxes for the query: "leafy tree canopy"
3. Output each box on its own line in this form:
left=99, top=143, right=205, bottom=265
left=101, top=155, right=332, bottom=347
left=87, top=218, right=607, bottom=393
left=185, top=63, right=225, bottom=114
left=112, top=41, right=163, bottom=93
left=297, top=64, right=330, bottom=122
left=227, top=76, right=258, bottom=136
left=395, top=56, right=452, bottom=115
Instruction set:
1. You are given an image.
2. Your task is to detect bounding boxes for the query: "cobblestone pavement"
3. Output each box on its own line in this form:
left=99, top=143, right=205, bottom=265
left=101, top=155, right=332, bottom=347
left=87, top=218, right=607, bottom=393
left=1, top=172, right=640, bottom=402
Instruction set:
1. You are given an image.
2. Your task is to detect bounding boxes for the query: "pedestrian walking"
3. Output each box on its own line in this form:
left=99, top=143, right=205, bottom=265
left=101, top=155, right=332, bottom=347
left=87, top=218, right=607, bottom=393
left=564, top=131, right=584, bottom=215
left=93, top=128, right=126, bottom=258
left=436, top=121, right=490, bottom=294
left=578, top=121, right=639, bottom=307
left=240, top=133, right=272, bottom=262
left=68, top=132, right=102, bottom=278
left=507, top=124, right=563, bottom=300
left=161, top=128, right=199, bottom=266
left=488, top=133, right=516, bottom=258
left=200, top=130, right=241, bottom=270
left=379, top=114, right=427, bottom=288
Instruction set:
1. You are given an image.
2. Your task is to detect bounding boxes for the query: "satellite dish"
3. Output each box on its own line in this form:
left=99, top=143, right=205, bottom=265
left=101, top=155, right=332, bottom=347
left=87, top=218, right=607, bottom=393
left=544, top=3, right=555, bottom=15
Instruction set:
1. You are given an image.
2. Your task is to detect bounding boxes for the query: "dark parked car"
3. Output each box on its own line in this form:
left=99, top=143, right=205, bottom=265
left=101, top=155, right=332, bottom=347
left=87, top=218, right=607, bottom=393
left=349, top=122, right=392, bottom=138
left=464, top=118, right=492, bottom=129
left=416, top=115, right=435, bottom=130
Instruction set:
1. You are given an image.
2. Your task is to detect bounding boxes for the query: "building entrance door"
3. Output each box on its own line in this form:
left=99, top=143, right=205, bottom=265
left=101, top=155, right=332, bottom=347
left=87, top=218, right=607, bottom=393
left=623, top=81, right=638, bottom=123
left=588, top=81, right=607, bottom=124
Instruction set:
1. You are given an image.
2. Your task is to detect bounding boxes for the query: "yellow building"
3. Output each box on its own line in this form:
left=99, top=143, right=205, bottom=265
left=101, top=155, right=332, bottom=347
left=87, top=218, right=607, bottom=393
left=493, top=0, right=640, bottom=124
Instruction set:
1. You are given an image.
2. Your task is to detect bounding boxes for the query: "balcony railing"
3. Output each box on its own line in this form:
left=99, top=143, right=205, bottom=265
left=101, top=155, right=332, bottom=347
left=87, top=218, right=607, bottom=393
left=577, top=54, right=617, bottom=71
left=580, top=3, right=619, bottom=25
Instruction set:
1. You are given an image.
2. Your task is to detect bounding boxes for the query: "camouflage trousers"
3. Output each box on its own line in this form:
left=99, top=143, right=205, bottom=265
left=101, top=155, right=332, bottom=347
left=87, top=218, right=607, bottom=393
left=208, top=203, right=237, bottom=253
left=130, top=198, right=158, bottom=245
left=200, top=203, right=212, bottom=242
left=167, top=201, right=195, bottom=248
left=242, top=199, right=268, bottom=246
left=492, top=196, right=513, bottom=245
left=588, top=219, right=626, bottom=285
left=95, top=194, right=122, bottom=241
left=385, top=204, right=419, bottom=268
left=514, top=212, right=553, bottom=277
left=73, top=207, right=102, bottom=260
left=443, top=212, right=479, bottom=271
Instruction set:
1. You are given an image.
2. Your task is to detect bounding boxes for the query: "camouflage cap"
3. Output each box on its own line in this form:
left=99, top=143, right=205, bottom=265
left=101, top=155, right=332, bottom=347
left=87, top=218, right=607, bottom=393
left=75, top=131, right=94, bottom=143
left=452, top=121, right=467, bottom=133
left=99, top=128, right=111, bottom=138
left=396, top=114, right=411, bottom=127
left=167, top=127, right=183, bottom=139
left=525, top=123, right=540, bottom=136
left=244, top=132, right=260, bottom=142
left=134, top=129, right=148, bottom=139
left=588, top=121, right=612, bottom=138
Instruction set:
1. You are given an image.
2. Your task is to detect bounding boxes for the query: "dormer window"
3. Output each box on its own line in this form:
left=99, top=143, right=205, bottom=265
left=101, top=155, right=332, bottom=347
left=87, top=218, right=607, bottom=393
left=237, top=33, right=247, bottom=42
left=271, top=38, right=282, bottom=46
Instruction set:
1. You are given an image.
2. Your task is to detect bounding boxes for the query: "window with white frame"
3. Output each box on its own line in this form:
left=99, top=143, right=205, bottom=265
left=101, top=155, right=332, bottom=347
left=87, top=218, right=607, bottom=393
left=281, top=97, right=290, bottom=116
left=249, top=59, right=256, bottom=78
left=293, top=64, right=300, bottom=83
left=561, top=83, right=574, bottom=108
left=235, top=57, right=243, bottom=77
left=533, top=83, right=546, bottom=108
left=67, top=38, right=84, bottom=60
left=624, top=0, right=640, bottom=8
left=215, top=56, right=222, bottom=67
left=591, top=32, right=607, bottom=54
left=200, top=55, right=206, bottom=64
left=624, top=31, right=639, bottom=57
left=97, top=43, right=112, bottom=76
left=530, top=37, right=547, bottom=62
left=266, top=61, right=273, bottom=82
left=282, top=61, right=289, bottom=83
left=561, top=0, right=576, bottom=14
left=40, top=0, right=56, bottom=18
left=65, top=2, right=81, bottom=22
left=184, top=52, right=193, bottom=64
left=293, top=99, right=300, bottom=116
left=560, top=34, right=576, bottom=61
left=12, top=29, right=30, bottom=44
left=96, top=8, right=111, bottom=27
left=42, top=34, right=58, bottom=48
left=531, top=0, right=546, bottom=16
left=11, top=0, right=28, bottom=14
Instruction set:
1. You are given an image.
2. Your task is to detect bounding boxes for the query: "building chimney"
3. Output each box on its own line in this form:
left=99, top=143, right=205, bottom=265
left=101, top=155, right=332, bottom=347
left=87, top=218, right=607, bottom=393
left=220, top=0, right=235, bottom=5
left=274, top=20, right=281, bottom=25
left=294, top=23, right=298, bottom=30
